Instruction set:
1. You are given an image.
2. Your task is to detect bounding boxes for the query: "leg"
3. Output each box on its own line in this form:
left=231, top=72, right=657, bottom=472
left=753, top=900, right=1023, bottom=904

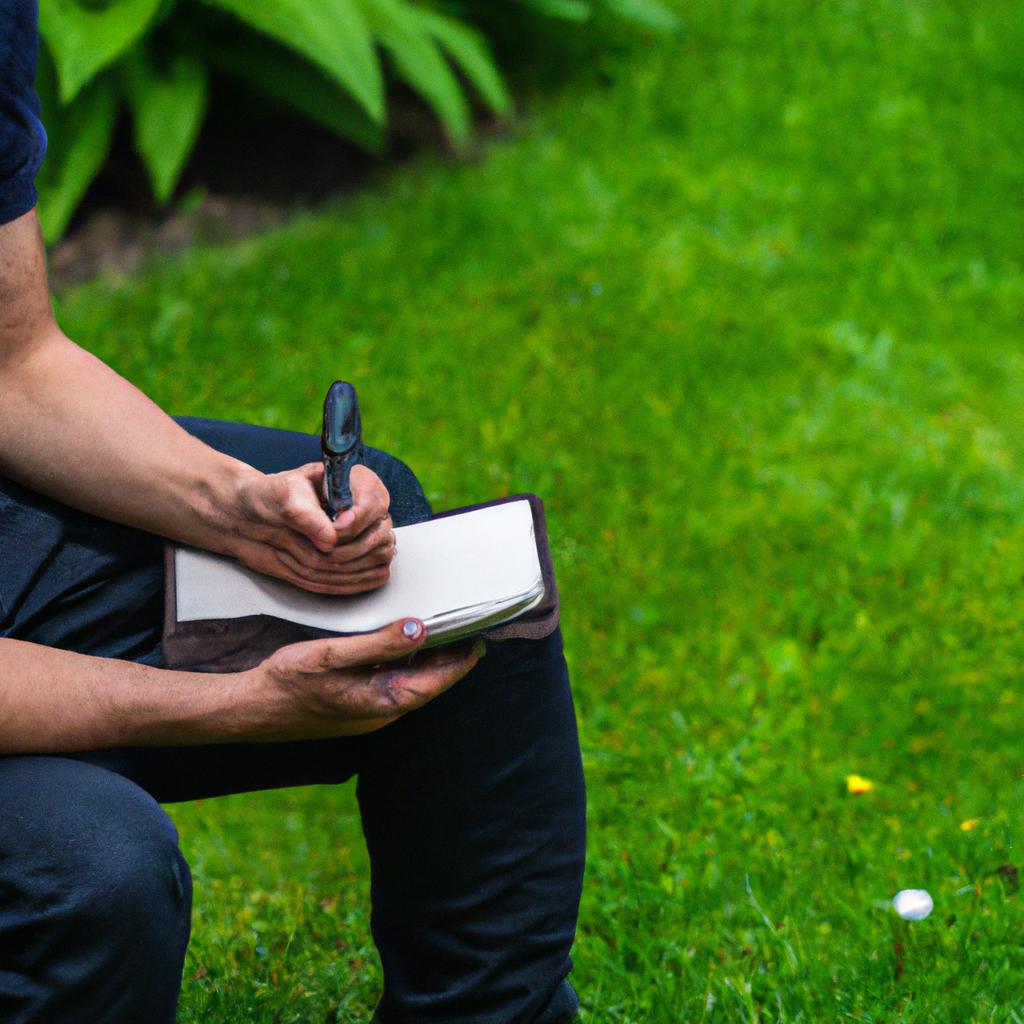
left=357, top=629, right=586, bottom=1024
left=0, top=474, right=164, bottom=662
left=132, top=421, right=589, bottom=1021
left=1, top=418, right=586, bottom=1021
left=0, top=757, right=192, bottom=1024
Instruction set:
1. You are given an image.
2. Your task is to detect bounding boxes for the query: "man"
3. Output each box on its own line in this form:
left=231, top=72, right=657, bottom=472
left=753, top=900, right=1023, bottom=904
left=0, top=3, right=586, bottom=1021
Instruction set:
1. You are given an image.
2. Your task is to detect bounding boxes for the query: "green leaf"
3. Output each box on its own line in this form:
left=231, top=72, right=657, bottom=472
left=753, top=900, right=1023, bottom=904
left=360, top=0, right=470, bottom=144
left=416, top=9, right=511, bottom=116
left=202, top=34, right=383, bottom=152
left=601, top=0, right=681, bottom=32
left=121, top=46, right=208, bottom=203
left=199, top=0, right=384, bottom=122
left=521, top=0, right=592, bottom=21
left=34, top=55, right=118, bottom=241
left=39, top=0, right=164, bottom=102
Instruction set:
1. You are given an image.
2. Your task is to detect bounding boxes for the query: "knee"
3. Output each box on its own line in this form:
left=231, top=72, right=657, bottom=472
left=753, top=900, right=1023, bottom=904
left=0, top=757, right=191, bottom=941
left=0, top=758, right=192, bottom=1023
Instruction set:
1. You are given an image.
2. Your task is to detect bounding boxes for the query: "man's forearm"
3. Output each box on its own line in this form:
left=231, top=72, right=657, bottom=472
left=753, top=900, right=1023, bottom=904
left=0, top=622, right=476, bottom=754
left=0, top=637, right=267, bottom=754
left=0, top=209, right=260, bottom=550
left=1, top=208, right=395, bottom=596
left=0, top=322, right=260, bottom=548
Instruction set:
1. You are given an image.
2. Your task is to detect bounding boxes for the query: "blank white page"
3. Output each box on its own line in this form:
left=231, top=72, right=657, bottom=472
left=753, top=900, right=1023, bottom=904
left=175, top=499, right=541, bottom=632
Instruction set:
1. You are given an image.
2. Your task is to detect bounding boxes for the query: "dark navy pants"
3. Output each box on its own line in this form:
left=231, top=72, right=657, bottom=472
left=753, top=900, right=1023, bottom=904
left=0, top=419, right=586, bottom=1024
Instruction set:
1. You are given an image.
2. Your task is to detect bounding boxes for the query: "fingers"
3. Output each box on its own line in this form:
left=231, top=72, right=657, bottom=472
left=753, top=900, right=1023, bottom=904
left=233, top=464, right=396, bottom=595
left=330, top=544, right=393, bottom=573
left=275, top=549, right=391, bottom=590
left=265, top=465, right=338, bottom=553
left=357, top=640, right=484, bottom=715
left=313, top=617, right=430, bottom=670
left=271, top=515, right=395, bottom=591
left=327, top=517, right=395, bottom=567
left=264, top=629, right=486, bottom=736
left=269, top=463, right=392, bottom=559
left=287, top=515, right=394, bottom=570
left=331, top=465, right=390, bottom=540
left=237, top=463, right=392, bottom=559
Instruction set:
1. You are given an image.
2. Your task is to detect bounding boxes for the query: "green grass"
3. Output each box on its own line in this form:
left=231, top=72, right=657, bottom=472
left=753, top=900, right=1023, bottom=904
left=54, top=0, right=1024, bottom=1020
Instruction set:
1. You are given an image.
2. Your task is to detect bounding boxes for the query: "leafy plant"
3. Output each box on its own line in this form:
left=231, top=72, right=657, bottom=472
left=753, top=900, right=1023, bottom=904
left=519, top=0, right=680, bottom=30
left=36, top=0, right=678, bottom=241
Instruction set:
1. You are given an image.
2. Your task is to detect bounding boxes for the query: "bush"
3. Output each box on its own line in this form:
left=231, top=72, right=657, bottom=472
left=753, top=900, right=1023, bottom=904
left=36, top=0, right=678, bottom=242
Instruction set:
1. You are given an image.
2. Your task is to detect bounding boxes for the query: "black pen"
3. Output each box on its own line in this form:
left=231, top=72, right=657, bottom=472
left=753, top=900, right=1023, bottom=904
left=321, top=381, right=363, bottom=520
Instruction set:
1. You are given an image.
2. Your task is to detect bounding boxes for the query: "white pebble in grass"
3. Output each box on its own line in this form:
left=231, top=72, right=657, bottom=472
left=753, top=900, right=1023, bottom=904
left=893, top=889, right=933, bottom=920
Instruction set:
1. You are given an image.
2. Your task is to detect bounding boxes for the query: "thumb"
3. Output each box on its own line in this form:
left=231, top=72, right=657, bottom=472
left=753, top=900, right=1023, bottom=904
left=287, top=500, right=338, bottom=553
left=316, top=618, right=427, bottom=670
left=284, top=465, right=337, bottom=552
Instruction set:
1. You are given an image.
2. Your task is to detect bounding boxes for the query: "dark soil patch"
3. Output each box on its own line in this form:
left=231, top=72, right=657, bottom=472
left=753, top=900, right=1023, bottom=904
left=50, top=78, right=500, bottom=288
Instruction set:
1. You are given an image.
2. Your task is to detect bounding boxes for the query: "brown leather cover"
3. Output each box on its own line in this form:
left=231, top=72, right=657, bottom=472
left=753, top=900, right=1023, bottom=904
left=162, top=494, right=559, bottom=671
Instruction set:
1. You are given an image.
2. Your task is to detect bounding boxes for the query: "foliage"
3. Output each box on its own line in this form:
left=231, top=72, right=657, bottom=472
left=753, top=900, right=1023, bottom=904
left=520, top=0, right=680, bottom=30
left=35, top=0, right=678, bottom=241
left=52, top=0, right=1024, bottom=1019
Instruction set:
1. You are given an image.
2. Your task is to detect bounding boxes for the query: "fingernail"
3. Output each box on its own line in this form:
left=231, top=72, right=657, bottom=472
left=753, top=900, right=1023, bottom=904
left=402, top=619, right=424, bottom=640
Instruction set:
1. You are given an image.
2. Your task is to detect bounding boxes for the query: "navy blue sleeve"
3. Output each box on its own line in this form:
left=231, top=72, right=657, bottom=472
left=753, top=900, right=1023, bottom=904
left=0, top=0, right=48, bottom=225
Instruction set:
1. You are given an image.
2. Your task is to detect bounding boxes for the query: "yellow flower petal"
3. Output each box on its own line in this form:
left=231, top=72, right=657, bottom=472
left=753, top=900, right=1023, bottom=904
left=960, top=818, right=981, bottom=831
left=846, top=774, right=875, bottom=795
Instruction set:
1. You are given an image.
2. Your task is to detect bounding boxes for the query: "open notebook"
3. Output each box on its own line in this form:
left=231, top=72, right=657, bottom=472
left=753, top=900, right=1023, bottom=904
left=163, top=494, right=559, bottom=671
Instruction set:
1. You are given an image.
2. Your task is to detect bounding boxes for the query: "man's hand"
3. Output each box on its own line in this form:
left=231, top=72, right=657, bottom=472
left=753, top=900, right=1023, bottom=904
left=226, top=462, right=396, bottom=594
left=249, top=617, right=484, bottom=739
left=1, top=212, right=399, bottom=594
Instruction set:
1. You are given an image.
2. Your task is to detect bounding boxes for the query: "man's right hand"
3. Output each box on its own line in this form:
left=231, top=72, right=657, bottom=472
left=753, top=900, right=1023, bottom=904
left=248, top=618, right=485, bottom=739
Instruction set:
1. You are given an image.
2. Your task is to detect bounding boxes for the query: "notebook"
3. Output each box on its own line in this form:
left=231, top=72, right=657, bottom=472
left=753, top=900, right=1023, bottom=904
left=162, top=494, right=559, bottom=671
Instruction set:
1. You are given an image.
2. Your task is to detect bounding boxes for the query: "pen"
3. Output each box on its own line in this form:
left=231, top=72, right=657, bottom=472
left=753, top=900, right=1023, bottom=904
left=321, top=380, right=363, bottom=520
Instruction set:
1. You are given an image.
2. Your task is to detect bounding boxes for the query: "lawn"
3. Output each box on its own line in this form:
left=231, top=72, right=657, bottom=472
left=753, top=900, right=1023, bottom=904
left=54, top=0, right=1024, bottom=1020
